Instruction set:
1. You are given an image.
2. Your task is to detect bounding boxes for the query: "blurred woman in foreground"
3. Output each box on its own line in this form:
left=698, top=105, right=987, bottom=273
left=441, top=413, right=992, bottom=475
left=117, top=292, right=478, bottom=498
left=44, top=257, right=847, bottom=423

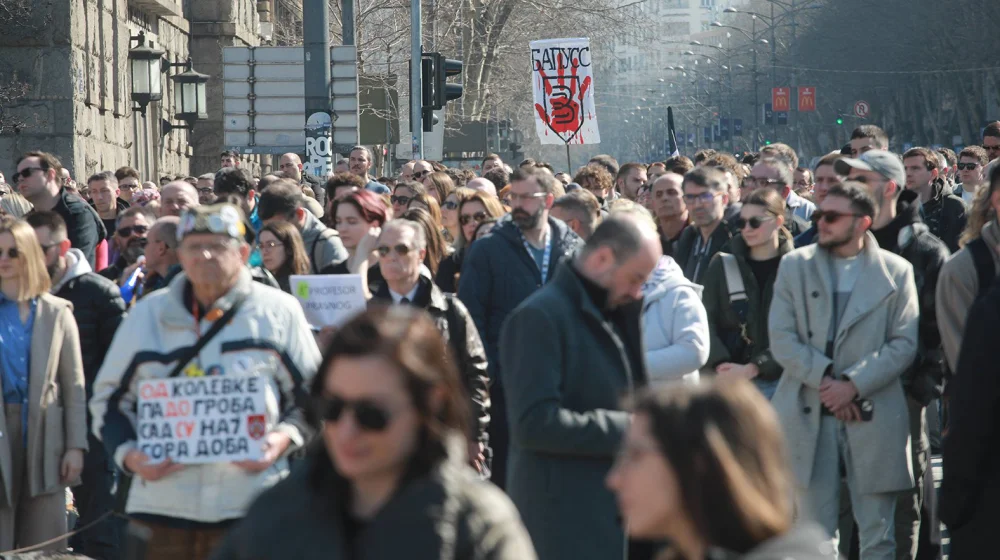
left=212, top=306, right=535, bottom=560
left=607, top=379, right=833, bottom=560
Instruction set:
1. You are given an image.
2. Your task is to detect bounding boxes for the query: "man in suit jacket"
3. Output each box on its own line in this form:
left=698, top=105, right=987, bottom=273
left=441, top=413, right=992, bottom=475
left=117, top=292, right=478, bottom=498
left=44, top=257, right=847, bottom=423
left=768, top=182, right=919, bottom=560
left=500, top=214, right=661, bottom=560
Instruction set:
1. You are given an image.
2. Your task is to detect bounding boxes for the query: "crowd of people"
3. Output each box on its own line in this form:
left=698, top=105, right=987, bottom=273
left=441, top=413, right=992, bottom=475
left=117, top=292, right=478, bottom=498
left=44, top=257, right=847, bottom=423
left=0, top=123, right=998, bottom=560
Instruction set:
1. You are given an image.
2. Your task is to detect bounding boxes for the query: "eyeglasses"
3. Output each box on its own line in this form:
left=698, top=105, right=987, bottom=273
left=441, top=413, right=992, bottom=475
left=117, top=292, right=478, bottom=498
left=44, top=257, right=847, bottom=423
left=197, top=187, right=215, bottom=194
left=956, top=162, right=980, bottom=171
left=442, top=200, right=458, bottom=210
left=13, top=167, right=43, bottom=181
left=390, top=195, right=412, bottom=206
left=736, top=216, right=776, bottom=230
left=508, top=191, right=547, bottom=203
left=121, top=183, right=142, bottom=191
left=0, top=247, right=19, bottom=259
left=117, top=225, right=148, bottom=237
left=682, top=192, right=721, bottom=205
left=811, top=210, right=863, bottom=224
left=376, top=244, right=413, bottom=257
left=319, top=395, right=391, bottom=431
left=259, top=240, right=283, bottom=251
left=460, top=211, right=488, bottom=226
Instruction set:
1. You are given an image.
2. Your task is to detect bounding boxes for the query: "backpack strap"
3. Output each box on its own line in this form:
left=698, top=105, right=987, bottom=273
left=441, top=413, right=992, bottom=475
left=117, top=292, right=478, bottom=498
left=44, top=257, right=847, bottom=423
left=720, top=253, right=747, bottom=303
left=967, top=237, right=995, bottom=299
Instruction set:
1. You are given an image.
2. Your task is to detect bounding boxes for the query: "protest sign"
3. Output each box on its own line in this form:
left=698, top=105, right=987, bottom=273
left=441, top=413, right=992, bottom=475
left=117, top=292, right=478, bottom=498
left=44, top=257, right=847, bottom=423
left=137, top=375, right=268, bottom=464
left=530, top=38, right=600, bottom=145
left=290, top=274, right=366, bottom=327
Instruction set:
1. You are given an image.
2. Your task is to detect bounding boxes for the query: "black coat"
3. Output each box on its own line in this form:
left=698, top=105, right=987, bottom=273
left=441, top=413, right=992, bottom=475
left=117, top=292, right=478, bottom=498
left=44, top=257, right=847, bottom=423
left=939, top=276, right=1000, bottom=558
left=921, top=179, right=967, bottom=253
left=51, top=187, right=106, bottom=268
left=302, top=173, right=326, bottom=208
left=457, top=214, right=582, bottom=489
left=674, top=221, right=734, bottom=284
left=53, top=269, right=126, bottom=403
left=210, top=441, right=536, bottom=560
left=499, top=262, right=647, bottom=560
left=373, top=275, right=490, bottom=444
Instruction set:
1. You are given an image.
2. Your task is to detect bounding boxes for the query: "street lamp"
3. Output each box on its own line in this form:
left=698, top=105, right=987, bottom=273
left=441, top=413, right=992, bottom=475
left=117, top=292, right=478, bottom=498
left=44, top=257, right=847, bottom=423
left=128, top=31, right=165, bottom=114
left=162, top=59, right=210, bottom=136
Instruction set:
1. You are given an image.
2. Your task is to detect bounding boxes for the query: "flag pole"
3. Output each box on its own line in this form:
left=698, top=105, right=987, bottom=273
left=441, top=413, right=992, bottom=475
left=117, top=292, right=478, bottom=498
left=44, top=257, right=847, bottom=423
left=565, top=142, right=572, bottom=174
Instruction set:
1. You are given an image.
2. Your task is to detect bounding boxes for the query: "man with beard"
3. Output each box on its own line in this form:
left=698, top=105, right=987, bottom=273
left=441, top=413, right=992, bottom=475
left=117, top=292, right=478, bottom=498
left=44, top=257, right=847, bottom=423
left=501, top=213, right=660, bottom=560
left=615, top=162, right=648, bottom=201
left=98, top=206, right=151, bottom=288
left=28, top=211, right=127, bottom=559
left=673, top=167, right=733, bottom=284
left=837, top=151, right=949, bottom=559
left=769, top=181, right=918, bottom=560
left=458, top=166, right=583, bottom=492
left=348, top=145, right=390, bottom=194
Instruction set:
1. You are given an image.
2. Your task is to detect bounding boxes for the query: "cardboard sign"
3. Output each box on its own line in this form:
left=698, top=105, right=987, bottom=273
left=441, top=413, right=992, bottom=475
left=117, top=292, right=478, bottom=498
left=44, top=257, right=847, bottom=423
left=530, top=38, right=600, bottom=145
left=137, top=375, right=268, bottom=464
left=290, top=274, right=366, bottom=327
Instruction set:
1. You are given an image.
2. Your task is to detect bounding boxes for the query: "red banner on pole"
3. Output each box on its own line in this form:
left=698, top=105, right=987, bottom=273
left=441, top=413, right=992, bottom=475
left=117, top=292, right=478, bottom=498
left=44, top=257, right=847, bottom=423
left=798, top=87, right=816, bottom=112
left=772, top=87, right=790, bottom=112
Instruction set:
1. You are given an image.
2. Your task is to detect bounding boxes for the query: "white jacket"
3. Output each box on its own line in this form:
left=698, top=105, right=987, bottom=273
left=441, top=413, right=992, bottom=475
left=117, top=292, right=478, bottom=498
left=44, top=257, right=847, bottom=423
left=90, top=268, right=321, bottom=523
left=641, top=256, right=710, bottom=383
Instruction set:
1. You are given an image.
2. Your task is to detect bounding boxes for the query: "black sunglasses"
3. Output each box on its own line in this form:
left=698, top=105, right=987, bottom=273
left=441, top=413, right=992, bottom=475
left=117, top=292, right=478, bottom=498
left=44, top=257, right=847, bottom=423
left=811, top=210, right=862, bottom=224
left=319, top=396, right=391, bottom=431
left=390, top=195, right=412, bottom=205
left=13, top=167, right=43, bottom=180
left=0, top=247, right=20, bottom=259
left=376, top=244, right=413, bottom=257
left=460, top=211, right=488, bottom=226
left=117, top=225, right=149, bottom=237
left=736, top=216, right=775, bottom=230
left=956, top=162, right=980, bottom=171
left=983, top=145, right=1000, bottom=152
left=412, top=170, right=430, bottom=179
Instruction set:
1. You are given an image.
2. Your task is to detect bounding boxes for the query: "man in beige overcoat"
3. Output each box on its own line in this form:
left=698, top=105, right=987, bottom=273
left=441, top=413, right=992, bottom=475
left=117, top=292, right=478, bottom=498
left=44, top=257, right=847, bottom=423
left=768, top=181, right=919, bottom=560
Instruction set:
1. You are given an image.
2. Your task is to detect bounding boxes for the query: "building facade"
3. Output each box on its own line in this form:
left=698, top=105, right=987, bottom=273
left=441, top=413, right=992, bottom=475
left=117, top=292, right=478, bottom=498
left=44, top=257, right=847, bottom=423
left=0, top=0, right=267, bottom=184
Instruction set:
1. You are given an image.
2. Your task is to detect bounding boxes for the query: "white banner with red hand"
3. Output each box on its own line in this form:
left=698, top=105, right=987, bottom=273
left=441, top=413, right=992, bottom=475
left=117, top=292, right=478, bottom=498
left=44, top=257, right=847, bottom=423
left=530, top=38, right=600, bottom=145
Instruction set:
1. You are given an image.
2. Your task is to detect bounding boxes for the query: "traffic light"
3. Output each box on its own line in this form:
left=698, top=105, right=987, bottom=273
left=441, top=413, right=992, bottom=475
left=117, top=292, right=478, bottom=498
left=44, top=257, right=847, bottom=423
left=836, top=117, right=844, bottom=125
left=420, top=52, right=463, bottom=132
left=764, top=140, right=772, bottom=145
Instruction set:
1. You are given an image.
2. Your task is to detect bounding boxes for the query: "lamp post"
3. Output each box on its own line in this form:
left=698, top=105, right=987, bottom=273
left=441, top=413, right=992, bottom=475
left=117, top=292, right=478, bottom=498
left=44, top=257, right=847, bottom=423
left=163, top=59, right=210, bottom=135
left=128, top=32, right=210, bottom=135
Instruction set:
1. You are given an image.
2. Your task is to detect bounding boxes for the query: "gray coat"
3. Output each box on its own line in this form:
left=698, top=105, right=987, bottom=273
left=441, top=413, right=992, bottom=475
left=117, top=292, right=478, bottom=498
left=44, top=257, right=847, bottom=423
left=500, top=262, right=647, bottom=560
left=768, top=232, right=919, bottom=495
left=300, top=211, right=348, bottom=273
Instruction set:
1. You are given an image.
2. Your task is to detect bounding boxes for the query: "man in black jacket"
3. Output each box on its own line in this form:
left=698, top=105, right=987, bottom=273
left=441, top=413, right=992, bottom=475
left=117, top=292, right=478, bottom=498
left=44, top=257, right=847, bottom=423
left=838, top=150, right=949, bottom=560
left=372, top=219, right=490, bottom=473
left=15, top=151, right=105, bottom=267
left=28, top=211, right=127, bottom=560
left=279, top=152, right=326, bottom=207
left=674, top=166, right=733, bottom=284
left=458, top=166, right=583, bottom=490
left=902, top=147, right=967, bottom=252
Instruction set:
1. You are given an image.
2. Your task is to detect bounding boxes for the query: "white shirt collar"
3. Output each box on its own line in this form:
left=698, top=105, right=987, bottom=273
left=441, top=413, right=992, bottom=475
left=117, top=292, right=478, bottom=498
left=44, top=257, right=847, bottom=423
left=390, top=282, right=420, bottom=304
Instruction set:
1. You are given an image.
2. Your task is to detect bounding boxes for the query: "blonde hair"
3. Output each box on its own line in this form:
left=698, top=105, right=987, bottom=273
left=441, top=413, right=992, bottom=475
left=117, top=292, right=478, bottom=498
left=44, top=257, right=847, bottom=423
left=0, top=193, right=33, bottom=219
left=959, top=160, right=1000, bottom=247
left=0, top=218, right=52, bottom=300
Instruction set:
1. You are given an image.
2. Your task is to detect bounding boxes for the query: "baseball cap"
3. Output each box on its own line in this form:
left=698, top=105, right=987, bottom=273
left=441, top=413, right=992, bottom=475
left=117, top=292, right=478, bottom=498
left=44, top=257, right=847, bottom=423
left=177, top=203, right=247, bottom=242
left=835, top=150, right=906, bottom=187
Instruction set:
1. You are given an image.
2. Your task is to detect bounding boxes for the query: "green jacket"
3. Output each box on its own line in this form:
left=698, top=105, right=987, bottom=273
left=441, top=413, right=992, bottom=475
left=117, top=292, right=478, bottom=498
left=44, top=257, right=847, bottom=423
left=701, top=231, right=795, bottom=380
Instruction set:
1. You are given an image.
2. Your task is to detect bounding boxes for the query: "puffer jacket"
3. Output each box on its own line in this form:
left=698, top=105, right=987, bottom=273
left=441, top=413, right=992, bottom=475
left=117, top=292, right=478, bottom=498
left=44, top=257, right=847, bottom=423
left=641, top=255, right=709, bottom=383
left=210, top=437, right=537, bottom=560
left=300, top=211, right=348, bottom=273
left=373, top=273, right=490, bottom=444
left=51, top=249, right=127, bottom=400
left=90, top=268, right=321, bottom=523
left=701, top=231, right=796, bottom=381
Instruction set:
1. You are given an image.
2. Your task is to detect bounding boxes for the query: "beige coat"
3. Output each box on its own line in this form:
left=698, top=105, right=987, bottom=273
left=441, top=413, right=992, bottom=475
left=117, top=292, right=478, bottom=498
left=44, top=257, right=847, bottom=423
left=768, top=232, right=919, bottom=495
left=0, top=294, right=87, bottom=505
left=936, top=219, right=1000, bottom=373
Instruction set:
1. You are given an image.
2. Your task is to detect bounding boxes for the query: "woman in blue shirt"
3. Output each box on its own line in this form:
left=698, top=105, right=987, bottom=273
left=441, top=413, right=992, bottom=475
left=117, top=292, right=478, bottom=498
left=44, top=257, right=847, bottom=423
left=0, top=218, right=87, bottom=551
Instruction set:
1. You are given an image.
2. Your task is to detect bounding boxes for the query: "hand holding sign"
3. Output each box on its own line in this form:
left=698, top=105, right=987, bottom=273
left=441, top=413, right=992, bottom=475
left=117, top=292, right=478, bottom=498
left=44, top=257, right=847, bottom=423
left=125, top=449, right=185, bottom=481
left=233, top=430, right=291, bottom=473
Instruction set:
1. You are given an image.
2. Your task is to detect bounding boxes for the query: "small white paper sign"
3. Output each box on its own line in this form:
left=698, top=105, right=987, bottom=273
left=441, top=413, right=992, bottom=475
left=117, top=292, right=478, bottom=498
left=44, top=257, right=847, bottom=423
left=136, top=375, right=268, bottom=464
left=290, top=274, right=367, bottom=327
